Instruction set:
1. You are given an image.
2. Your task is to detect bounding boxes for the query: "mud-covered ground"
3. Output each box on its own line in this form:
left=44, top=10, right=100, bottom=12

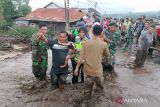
left=0, top=50, right=123, bottom=107
left=0, top=48, right=160, bottom=107
left=116, top=49, right=160, bottom=107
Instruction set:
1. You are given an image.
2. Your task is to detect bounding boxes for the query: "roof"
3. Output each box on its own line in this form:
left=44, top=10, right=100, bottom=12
left=88, top=8, right=101, bottom=16
left=44, top=2, right=63, bottom=8
left=17, top=8, right=86, bottom=23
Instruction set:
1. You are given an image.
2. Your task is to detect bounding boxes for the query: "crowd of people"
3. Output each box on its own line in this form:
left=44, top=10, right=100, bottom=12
left=103, top=16, right=159, bottom=66
left=31, top=15, right=160, bottom=106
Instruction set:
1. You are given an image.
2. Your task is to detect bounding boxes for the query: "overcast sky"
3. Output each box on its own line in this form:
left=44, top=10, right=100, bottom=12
left=29, top=0, right=160, bottom=14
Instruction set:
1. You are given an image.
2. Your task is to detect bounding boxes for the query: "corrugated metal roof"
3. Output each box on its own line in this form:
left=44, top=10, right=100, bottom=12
left=17, top=8, right=86, bottom=22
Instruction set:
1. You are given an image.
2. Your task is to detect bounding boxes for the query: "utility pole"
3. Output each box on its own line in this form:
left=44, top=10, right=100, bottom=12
left=94, top=2, right=98, bottom=19
left=64, top=0, right=67, bottom=30
left=105, top=10, right=106, bottom=16
left=77, top=0, right=79, bottom=9
left=67, top=0, right=70, bottom=30
left=94, top=2, right=97, bottom=11
left=64, top=0, right=70, bottom=31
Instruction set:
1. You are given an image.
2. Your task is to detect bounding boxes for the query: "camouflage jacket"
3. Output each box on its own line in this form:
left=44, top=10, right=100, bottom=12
left=31, top=33, right=48, bottom=66
left=105, top=30, right=120, bottom=55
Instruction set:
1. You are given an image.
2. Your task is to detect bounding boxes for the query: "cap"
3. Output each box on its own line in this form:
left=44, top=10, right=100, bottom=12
left=109, top=22, right=118, bottom=27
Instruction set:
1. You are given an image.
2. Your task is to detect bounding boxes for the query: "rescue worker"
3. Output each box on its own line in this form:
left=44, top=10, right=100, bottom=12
left=31, top=23, right=48, bottom=81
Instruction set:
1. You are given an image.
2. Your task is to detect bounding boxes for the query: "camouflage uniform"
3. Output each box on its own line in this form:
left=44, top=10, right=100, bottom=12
left=105, top=30, right=120, bottom=67
left=122, top=24, right=134, bottom=53
left=31, top=34, right=48, bottom=81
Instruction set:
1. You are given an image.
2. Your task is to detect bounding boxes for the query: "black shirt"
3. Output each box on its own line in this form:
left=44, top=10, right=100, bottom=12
left=48, top=39, right=68, bottom=75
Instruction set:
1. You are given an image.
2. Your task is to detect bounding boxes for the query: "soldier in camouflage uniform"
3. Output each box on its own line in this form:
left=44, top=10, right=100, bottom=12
left=31, top=23, right=48, bottom=81
left=105, top=22, right=120, bottom=68
left=122, top=20, right=134, bottom=54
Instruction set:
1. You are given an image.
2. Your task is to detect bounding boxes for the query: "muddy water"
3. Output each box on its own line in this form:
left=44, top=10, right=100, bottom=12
left=0, top=43, right=29, bottom=61
left=1, top=48, right=159, bottom=107
left=116, top=50, right=160, bottom=107
left=0, top=50, right=123, bottom=107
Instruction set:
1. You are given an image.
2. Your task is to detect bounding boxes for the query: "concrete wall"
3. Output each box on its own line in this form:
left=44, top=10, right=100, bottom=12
left=16, top=20, right=29, bottom=26
left=16, top=20, right=78, bottom=34
left=47, top=22, right=77, bottom=33
left=47, top=22, right=66, bottom=33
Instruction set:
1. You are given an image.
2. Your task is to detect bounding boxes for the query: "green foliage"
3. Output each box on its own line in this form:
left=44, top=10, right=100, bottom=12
left=13, top=0, right=30, bottom=8
left=0, top=26, right=57, bottom=38
left=47, top=29, right=56, bottom=38
left=7, top=26, right=38, bottom=37
left=17, top=5, right=31, bottom=16
left=13, top=0, right=31, bottom=17
left=2, top=0, right=16, bottom=22
left=0, top=0, right=32, bottom=31
left=0, top=0, right=5, bottom=24
left=0, top=0, right=16, bottom=31
left=0, top=22, right=12, bottom=31
left=17, top=26, right=38, bottom=37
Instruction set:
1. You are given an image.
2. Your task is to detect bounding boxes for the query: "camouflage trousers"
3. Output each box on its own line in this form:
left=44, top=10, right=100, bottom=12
left=122, top=38, right=133, bottom=53
left=84, top=75, right=104, bottom=106
left=32, top=56, right=48, bottom=81
left=110, top=54, right=116, bottom=68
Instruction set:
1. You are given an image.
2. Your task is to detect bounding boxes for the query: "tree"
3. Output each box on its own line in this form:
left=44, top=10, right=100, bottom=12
left=17, top=5, right=31, bottom=16
left=13, top=0, right=31, bottom=16
left=0, top=0, right=5, bottom=29
left=0, top=0, right=5, bottom=24
left=1, top=0, right=16, bottom=25
left=13, top=0, right=29, bottom=8
left=0, top=0, right=31, bottom=30
left=1, top=0, right=16, bottom=30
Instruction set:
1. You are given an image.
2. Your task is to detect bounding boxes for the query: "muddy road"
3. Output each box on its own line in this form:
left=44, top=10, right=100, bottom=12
left=0, top=49, right=159, bottom=107
left=116, top=50, right=160, bottom=107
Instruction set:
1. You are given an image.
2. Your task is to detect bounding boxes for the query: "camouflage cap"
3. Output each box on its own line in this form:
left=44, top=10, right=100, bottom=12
left=109, top=22, right=118, bottom=27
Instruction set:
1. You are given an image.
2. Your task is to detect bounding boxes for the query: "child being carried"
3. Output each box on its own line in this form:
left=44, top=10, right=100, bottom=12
left=58, top=41, right=76, bottom=68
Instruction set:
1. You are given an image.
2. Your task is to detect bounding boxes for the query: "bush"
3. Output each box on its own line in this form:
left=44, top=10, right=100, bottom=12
left=0, top=22, right=13, bottom=31
left=47, top=29, right=56, bottom=37
left=0, top=26, right=56, bottom=38
left=7, top=26, right=38, bottom=37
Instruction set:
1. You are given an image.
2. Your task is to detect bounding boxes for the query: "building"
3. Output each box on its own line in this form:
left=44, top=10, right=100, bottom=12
left=16, top=8, right=86, bottom=33
left=44, top=2, right=64, bottom=8
left=16, top=2, right=101, bottom=33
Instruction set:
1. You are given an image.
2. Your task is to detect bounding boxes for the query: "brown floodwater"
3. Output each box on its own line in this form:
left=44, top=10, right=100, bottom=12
left=116, top=50, right=160, bottom=107
left=0, top=50, right=123, bottom=107
left=0, top=48, right=160, bottom=107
